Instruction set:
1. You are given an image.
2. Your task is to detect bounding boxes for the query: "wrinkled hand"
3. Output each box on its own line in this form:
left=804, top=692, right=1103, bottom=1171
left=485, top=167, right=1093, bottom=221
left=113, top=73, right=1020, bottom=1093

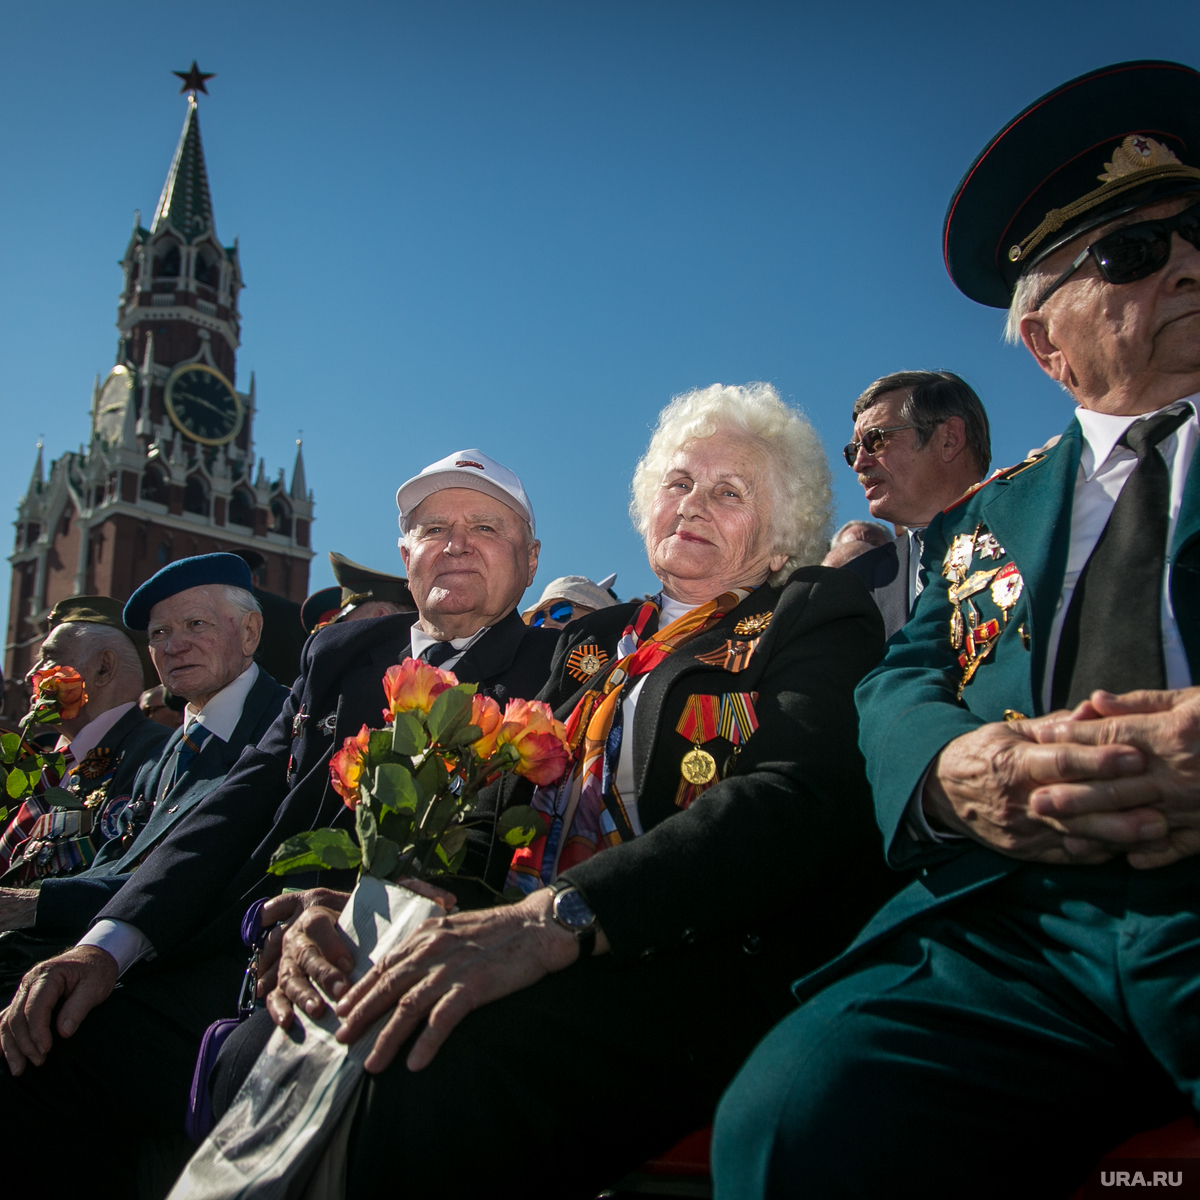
left=333, top=889, right=599, bottom=1074
left=0, top=946, right=117, bottom=1074
left=265, top=879, right=458, bottom=1026
left=1033, top=688, right=1200, bottom=869
left=924, top=714, right=1161, bottom=862
left=0, top=888, right=38, bottom=933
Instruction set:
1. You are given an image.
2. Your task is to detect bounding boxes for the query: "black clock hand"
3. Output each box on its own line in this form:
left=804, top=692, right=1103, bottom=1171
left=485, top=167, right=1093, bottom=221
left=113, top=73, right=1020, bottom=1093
left=175, top=391, right=232, bottom=419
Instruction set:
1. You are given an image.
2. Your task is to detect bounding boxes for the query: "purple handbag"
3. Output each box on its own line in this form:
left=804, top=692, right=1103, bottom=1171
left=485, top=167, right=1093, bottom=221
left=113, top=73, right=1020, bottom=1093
left=184, top=897, right=269, bottom=1144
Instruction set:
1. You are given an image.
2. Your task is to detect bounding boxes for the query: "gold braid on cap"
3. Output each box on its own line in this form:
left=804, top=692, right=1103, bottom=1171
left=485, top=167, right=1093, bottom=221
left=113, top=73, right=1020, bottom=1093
left=1007, top=136, right=1200, bottom=265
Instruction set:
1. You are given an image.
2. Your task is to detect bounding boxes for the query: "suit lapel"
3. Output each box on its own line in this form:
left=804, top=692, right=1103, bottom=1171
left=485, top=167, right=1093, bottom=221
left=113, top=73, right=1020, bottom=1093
left=1170, top=449, right=1200, bottom=675
left=980, top=424, right=1082, bottom=711
left=453, top=610, right=524, bottom=684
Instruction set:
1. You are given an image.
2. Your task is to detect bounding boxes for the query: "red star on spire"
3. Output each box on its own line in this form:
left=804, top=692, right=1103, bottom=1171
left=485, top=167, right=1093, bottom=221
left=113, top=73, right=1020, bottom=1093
left=173, top=62, right=215, bottom=95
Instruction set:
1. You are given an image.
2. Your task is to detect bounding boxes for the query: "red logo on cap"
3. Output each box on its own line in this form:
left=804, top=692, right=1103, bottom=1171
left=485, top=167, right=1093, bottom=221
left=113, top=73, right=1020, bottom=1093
left=455, top=460, right=484, bottom=470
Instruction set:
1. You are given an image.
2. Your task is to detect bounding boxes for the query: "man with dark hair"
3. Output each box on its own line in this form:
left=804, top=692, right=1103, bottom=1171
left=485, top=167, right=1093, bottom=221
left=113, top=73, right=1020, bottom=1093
left=842, top=369, right=992, bottom=636
left=715, top=61, right=1200, bottom=1198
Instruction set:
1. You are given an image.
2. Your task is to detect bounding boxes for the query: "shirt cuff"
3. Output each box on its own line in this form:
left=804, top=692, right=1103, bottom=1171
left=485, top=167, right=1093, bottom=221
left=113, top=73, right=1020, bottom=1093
left=77, top=919, right=155, bottom=977
left=903, top=764, right=965, bottom=844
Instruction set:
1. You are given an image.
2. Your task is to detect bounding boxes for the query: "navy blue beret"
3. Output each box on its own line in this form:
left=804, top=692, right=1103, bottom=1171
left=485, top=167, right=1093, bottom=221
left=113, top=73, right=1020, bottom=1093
left=123, top=553, right=254, bottom=631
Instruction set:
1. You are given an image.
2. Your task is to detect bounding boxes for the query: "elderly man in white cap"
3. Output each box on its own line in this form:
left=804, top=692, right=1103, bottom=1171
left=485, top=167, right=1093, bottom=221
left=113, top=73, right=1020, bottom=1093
left=0, top=450, right=559, bottom=1199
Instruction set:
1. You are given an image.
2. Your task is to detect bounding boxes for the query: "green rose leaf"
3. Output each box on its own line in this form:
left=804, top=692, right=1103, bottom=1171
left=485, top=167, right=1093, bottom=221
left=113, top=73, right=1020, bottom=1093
left=368, top=729, right=395, bottom=761
left=380, top=808, right=413, bottom=847
left=373, top=763, right=419, bottom=812
left=0, top=807, right=7, bottom=825
left=446, top=723, right=483, bottom=749
left=356, top=804, right=380, bottom=872
left=426, top=687, right=474, bottom=744
left=391, top=711, right=425, bottom=756
left=0, top=733, right=21, bottom=764
left=268, top=829, right=362, bottom=875
left=369, top=836, right=401, bottom=880
left=42, top=786, right=85, bottom=811
left=6, top=768, right=29, bottom=799
left=413, top=754, right=448, bottom=803
left=497, top=805, right=549, bottom=848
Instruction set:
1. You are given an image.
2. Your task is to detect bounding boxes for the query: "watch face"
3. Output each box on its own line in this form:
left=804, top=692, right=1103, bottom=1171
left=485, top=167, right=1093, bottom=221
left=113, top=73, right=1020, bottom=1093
left=554, top=888, right=595, bottom=931
left=164, top=364, right=243, bottom=446
left=95, top=366, right=134, bottom=445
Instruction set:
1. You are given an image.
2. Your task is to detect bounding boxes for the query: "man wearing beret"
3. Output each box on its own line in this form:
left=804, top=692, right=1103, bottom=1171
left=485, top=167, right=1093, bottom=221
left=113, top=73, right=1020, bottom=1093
left=0, top=556, right=288, bottom=994
left=0, top=597, right=169, bottom=882
left=714, top=60, right=1200, bottom=1197
left=0, top=451, right=556, bottom=1198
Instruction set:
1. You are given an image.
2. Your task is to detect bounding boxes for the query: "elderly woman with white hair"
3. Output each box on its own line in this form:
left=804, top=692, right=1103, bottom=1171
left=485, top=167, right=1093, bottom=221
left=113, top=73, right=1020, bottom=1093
left=252, top=382, right=897, bottom=1198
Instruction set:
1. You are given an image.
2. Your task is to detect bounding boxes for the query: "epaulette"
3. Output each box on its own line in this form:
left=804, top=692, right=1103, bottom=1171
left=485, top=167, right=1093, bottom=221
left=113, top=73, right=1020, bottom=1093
left=942, top=452, right=1047, bottom=514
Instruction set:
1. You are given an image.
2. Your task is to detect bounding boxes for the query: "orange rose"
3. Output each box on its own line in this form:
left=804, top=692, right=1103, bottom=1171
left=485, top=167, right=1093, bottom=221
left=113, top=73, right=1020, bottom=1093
left=381, top=658, right=457, bottom=724
left=29, top=665, right=87, bottom=723
left=330, top=724, right=371, bottom=809
left=494, top=699, right=571, bottom=786
left=469, top=694, right=504, bottom=758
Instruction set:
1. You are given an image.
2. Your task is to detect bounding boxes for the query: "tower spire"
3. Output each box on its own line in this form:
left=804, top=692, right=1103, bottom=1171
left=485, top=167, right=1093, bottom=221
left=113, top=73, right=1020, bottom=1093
left=290, top=437, right=308, bottom=501
left=28, top=441, right=44, bottom=494
left=151, top=94, right=216, bottom=241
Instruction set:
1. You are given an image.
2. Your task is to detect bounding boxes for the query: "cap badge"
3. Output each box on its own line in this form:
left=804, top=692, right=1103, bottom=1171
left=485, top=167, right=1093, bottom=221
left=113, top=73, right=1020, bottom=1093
left=1099, top=135, right=1182, bottom=183
left=455, top=460, right=484, bottom=470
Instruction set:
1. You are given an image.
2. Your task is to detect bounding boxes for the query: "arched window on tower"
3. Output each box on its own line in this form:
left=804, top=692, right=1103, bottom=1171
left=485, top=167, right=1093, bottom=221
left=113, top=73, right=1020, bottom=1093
left=184, top=475, right=210, bottom=517
left=228, top=489, right=254, bottom=528
left=194, top=247, right=219, bottom=287
left=141, top=466, right=170, bottom=506
left=270, top=498, right=292, bottom=537
left=153, top=241, right=181, bottom=278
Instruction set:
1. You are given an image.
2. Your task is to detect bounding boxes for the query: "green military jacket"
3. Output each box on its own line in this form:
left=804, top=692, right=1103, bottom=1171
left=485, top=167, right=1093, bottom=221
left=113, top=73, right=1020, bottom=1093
left=795, top=414, right=1200, bottom=1000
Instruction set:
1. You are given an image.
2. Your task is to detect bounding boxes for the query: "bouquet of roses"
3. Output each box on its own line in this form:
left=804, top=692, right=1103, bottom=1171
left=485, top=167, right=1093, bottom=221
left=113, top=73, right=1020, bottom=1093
left=0, top=665, right=88, bottom=824
left=268, top=658, right=570, bottom=891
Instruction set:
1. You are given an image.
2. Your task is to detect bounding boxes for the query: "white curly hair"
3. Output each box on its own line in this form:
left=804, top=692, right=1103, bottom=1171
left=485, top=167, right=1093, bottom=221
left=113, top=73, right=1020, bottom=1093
left=629, top=382, right=833, bottom=586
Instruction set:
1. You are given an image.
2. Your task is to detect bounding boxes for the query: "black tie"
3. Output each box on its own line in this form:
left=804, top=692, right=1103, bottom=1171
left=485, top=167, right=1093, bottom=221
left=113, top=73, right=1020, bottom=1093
left=420, top=641, right=458, bottom=668
left=1051, top=405, right=1191, bottom=709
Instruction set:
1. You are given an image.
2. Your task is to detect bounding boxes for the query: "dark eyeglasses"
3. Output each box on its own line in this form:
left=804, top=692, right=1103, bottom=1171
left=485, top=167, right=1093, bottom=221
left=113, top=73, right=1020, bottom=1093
left=530, top=601, right=573, bottom=627
left=1035, top=201, right=1200, bottom=310
left=842, top=424, right=917, bottom=466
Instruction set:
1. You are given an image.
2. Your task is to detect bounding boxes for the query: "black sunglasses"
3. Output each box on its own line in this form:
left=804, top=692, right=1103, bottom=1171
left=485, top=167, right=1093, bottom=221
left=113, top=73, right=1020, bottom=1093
left=842, top=424, right=917, bottom=467
left=1035, top=201, right=1200, bottom=310
left=530, top=601, right=574, bottom=627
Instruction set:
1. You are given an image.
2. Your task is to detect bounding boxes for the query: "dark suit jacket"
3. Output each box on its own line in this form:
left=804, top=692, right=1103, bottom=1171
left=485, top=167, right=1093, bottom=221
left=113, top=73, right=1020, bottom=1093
left=844, top=534, right=911, bottom=640
left=93, top=610, right=557, bottom=961
left=35, top=668, right=288, bottom=936
left=82, top=706, right=173, bottom=807
left=797, top=420, right=1200, bottom=1001
left=493, top=569, right=900, bottom=1006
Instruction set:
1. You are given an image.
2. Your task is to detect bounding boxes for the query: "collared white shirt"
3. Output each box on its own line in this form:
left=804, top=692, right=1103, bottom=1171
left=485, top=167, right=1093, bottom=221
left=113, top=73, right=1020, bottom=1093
left=908, top=528, right=926, bottom=605
left=78, top=662, right=260, bottom=975
left=614, top=594, right=696, bottom=836
left=1039, top=398, right=1198, bottom=711
left=57, top=701, right=137, bottom=762
left=408, top=624, right=488, bottom=672
left=909, top=394, right=1199, bottom=847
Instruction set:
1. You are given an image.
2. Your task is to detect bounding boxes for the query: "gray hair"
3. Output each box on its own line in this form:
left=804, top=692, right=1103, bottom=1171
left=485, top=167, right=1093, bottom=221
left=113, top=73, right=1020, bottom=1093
left=1004, top=263, right=1056, bottom=345
left=852, top=370, right=991, bottom=478
left=630, top=382, right=833, bottom=586
left=50, top=622, right=143, bottom=688
left=218, top=585, right=262, bottom=621
left=829, top=519, right=892, bottom=549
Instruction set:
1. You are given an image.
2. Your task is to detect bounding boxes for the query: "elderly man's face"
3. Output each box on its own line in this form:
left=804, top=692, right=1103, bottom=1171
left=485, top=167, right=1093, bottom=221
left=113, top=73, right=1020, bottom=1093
left=146, top=585, right=262, bottom=708
left=26, top=625, right=93, bottom=699
left=850, top=391, right=947, bottom=527
left=1026, top=196, right=1200, bottom=413
left=836, top=522, right=890, bottom=548
left=647, top=433, right=785, bottom=600
left=401, top=488, right=539, bottom=632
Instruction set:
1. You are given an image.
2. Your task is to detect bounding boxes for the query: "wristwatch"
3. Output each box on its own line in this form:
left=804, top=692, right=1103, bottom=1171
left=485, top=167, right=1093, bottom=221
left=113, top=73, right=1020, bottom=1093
left=550, top=882, right=597, bottom=958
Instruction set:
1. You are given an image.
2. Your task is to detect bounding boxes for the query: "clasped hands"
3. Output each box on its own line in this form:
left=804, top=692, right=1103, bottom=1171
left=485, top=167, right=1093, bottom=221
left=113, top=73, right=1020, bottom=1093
left=257, top=879, right=602, bottom=1075
left=923, top=686, right=1200, bottom=867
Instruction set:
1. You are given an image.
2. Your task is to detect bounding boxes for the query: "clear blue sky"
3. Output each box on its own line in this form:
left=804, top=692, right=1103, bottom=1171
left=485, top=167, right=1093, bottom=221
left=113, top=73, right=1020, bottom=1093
left=3, top=0, right=1199, bottom=623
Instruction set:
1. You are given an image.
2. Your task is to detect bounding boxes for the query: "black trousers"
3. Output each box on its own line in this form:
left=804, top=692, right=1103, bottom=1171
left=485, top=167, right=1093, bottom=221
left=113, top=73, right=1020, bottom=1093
left=713, top=858, right=1200, bottom=1199
left=0, top=952, right=244, bottom=1199
left=212, top=937, right=785, bottom=1199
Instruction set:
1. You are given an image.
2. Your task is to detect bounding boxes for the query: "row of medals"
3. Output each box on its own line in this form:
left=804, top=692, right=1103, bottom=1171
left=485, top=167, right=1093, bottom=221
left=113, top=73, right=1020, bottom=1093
left=943, top=524, right=1024, bottom=698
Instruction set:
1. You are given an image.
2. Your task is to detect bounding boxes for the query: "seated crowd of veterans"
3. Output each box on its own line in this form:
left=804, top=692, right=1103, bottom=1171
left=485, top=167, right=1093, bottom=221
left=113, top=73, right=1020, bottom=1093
left=4, top=57, right=1200, bottom=1199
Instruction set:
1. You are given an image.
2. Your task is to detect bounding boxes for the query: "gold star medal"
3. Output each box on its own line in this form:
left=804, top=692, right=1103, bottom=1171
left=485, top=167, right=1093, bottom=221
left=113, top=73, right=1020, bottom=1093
left=734, top=611, right=773, bottom=637
left=567, top=644, right=609, bottom=683
left=989, top=563, right=1023, bottom=622
left=677, top=694, right=720, bottom=785
left=681, top=746, right=717, bottom=785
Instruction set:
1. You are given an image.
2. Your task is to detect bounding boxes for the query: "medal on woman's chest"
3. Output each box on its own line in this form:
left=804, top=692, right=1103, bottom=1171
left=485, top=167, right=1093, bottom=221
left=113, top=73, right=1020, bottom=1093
left=681, top=745, right=718, bottom=785
left=677, top=694, right=721, bottom=785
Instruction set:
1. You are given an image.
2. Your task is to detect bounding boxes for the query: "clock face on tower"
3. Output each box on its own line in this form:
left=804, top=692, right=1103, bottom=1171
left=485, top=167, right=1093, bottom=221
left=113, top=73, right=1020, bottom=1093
left=164, top=363, right=243, bottom=446
left=94, top=365, right=134, bottom=445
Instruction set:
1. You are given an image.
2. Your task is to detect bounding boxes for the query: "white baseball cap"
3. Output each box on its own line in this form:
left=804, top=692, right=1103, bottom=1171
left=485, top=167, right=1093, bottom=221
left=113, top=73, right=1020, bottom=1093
left=396, top=448, right=536, bottom=537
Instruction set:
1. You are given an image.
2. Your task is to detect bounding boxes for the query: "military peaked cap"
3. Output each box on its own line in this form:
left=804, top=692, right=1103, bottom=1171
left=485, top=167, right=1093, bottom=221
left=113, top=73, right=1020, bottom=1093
left=47, top=595, right=158, bottom=689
